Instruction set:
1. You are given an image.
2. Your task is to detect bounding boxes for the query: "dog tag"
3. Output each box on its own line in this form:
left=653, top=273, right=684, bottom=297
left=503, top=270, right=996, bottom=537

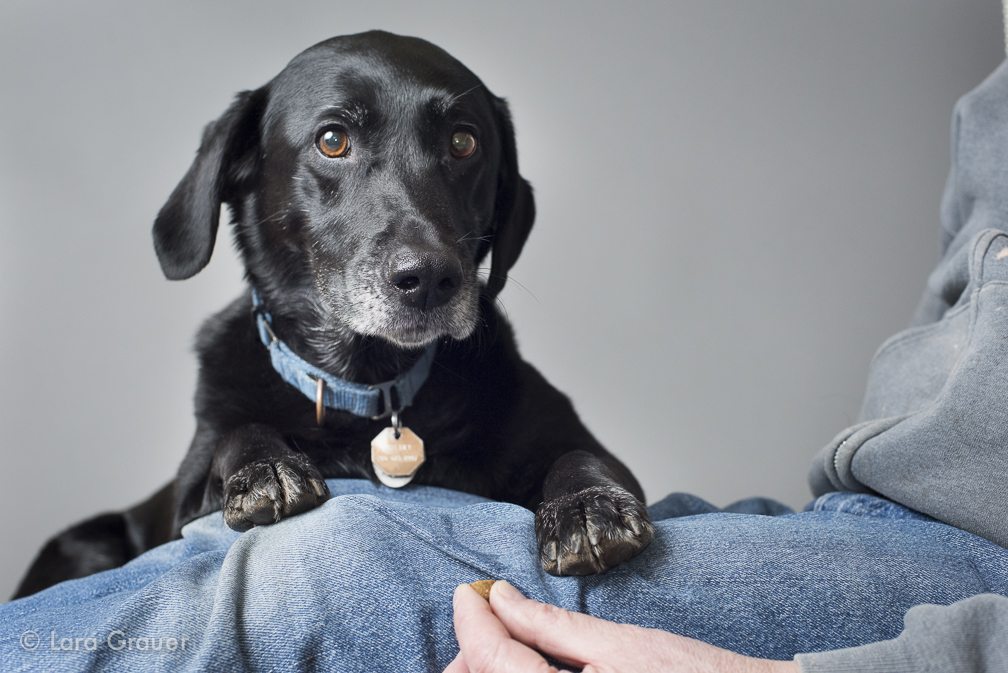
left=371, top=427, right=425, bottom=488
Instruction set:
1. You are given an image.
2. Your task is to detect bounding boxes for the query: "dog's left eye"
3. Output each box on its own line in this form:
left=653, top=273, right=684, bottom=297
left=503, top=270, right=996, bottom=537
left=450, top=130, right=477, bottom=159
left=317, top=126, right=351, bottom=158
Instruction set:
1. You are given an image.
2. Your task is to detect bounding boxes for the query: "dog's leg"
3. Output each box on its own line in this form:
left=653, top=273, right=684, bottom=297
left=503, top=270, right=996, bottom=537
left=211, top=424, right=330, bottom=532
left=13, top=482, right=176, bottom=599
left=535, top=450, right=654, bottom=576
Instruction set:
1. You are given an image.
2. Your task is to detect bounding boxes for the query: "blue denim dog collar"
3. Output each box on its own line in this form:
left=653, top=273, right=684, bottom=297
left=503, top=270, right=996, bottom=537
left=250, top=289, right=436, bottom=422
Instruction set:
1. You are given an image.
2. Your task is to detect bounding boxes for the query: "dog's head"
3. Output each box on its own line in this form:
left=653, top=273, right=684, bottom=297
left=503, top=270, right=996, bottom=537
left=153, top=31, right=534, bottom=350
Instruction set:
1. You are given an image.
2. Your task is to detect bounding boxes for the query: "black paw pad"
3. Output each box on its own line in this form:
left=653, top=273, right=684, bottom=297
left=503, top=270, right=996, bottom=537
left=222, top=454, right=330, bottom=532
left=535, top=486, right=653, bottom=576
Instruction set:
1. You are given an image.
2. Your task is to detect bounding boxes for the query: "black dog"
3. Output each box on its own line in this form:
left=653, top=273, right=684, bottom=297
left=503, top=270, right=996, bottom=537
left=15, top=31, right=653, bottom=599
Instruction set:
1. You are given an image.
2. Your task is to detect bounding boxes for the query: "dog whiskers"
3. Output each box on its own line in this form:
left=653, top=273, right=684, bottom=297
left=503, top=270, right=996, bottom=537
left=456, top=231, right=492, bottom=244
left=476, top=268, right=539, bottom=302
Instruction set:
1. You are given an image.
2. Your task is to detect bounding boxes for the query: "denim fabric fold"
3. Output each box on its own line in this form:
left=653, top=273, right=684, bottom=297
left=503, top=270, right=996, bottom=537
left=2, top=482, right=1006, bottom=672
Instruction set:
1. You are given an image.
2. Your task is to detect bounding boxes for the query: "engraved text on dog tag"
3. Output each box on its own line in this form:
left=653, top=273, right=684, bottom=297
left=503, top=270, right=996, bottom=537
left=371, top=427, right=425, bottom=488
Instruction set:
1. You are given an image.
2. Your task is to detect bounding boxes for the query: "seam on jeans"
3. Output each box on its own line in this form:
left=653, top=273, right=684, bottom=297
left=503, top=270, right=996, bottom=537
left=339, top=496, right=525, bottom=578
left=963, top=555, right=989, bottom=593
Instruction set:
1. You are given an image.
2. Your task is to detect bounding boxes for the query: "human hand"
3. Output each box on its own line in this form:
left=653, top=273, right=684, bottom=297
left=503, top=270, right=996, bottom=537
left=447, top=580, right=800, bottom=673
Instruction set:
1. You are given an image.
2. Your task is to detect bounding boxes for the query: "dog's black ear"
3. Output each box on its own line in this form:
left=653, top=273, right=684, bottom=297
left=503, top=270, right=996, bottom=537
left=487, top=97, right=536, bottom=298
left=152, top=88, right=267, bottom=280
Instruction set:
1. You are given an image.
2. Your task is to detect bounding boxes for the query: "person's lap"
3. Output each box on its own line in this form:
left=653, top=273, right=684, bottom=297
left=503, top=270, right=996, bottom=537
left=3, top=479, right=1006, bottom=672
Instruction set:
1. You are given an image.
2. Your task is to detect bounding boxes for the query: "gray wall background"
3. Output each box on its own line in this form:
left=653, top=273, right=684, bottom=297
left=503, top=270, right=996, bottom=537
left=0, top=1, right=1003, bottom=599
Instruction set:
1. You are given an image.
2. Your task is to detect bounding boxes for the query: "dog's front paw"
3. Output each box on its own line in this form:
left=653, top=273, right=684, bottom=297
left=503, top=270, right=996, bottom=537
left=223, top=454, right=330, bottom=531
left=535, top=486, right=654, bottom=576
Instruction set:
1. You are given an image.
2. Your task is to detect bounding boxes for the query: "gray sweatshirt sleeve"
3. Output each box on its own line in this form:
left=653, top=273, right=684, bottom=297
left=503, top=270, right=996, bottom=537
left=795, top=594, right=1008, bottom=673
left=807, top=61, right=1008, bottom=551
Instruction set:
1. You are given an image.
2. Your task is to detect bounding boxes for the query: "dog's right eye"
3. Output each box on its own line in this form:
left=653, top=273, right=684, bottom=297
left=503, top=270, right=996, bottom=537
left=316, top=127, right=351, bottom=158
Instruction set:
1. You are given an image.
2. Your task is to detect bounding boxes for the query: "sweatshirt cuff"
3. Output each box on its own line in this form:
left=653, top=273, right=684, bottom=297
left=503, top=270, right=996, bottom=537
left=795, top=637, right=915, bottom=673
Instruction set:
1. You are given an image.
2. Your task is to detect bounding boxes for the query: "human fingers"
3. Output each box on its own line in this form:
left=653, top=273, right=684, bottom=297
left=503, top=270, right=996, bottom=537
left=452, top=583, right=561, bottom=673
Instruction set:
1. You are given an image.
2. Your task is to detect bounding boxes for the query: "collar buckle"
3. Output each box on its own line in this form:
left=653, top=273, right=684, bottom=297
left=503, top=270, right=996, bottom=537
left=370, top=380, right=402, bottom=420
left=251, top=290, right=278, bottom=344
left=260, top=317, right=279, bottom=345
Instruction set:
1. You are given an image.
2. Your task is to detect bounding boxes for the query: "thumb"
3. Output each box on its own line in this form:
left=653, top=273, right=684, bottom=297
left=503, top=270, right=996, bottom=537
left=488, top=580, right=630, bottom=667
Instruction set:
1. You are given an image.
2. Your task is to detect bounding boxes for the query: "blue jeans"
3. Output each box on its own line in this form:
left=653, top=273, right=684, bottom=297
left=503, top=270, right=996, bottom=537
left=2, top=479, right=1005, bottom=672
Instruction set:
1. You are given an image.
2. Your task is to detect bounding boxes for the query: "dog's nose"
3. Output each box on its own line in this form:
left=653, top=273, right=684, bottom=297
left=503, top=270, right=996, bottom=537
left=387, top=251, right=462, bottom=310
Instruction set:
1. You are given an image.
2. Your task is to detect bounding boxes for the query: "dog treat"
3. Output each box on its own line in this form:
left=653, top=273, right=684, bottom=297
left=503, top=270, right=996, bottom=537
left=469, top=579, right=496, bottom=601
